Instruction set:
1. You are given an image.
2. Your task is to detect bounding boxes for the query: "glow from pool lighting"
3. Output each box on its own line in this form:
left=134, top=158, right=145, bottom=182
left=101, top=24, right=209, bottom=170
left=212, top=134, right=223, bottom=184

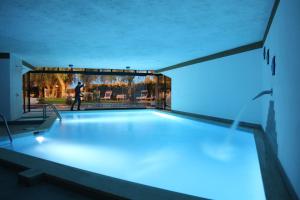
left=35, top=136, right=45, bottom=144
left=201, top=142, right=236, bottom=161
left=153, top=112, right=179, bottom=120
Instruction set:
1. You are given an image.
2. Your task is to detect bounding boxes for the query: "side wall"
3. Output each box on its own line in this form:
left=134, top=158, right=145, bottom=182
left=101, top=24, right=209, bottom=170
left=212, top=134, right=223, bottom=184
left=0, top=58, right=11, bottom=119
left=262, top=0, right=300, bottom=198
left=0, top=53, right=24, bottom=121
left=164, top=49, right=263, bottom=124
left=10, top=54, right=24, bottom=120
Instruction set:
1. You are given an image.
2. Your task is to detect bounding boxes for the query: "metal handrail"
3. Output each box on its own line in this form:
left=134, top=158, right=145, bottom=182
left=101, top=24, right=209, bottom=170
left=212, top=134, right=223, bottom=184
left=48, top=104, right=62, bottom=121
left=0, top=113, right=13, bottom=143
left=43, top=104, right=62, bottom=121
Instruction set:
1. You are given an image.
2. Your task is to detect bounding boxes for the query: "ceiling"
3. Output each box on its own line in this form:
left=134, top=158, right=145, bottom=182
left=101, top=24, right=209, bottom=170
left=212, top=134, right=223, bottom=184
left=0, top=0, right=274, bottom=70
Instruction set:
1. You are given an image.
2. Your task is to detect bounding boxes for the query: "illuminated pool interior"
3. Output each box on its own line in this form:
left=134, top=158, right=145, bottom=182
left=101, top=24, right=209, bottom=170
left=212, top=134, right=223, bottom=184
left=2, top=110, right=265, bottom=200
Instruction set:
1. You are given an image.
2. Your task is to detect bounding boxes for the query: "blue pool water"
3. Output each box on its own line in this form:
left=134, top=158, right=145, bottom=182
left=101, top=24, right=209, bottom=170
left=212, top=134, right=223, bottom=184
left=2, top=110, right=265, bottom=199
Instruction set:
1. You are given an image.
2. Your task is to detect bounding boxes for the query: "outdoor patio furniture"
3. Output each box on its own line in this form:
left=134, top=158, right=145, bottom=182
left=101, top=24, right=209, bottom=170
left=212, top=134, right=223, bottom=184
left=116, top=94, right=126, bottom=101
left=30, top=97, right=39, bottom=104
left=136, top=90, right=148, bottom=100
left=101, top=90, right=112, bottom=100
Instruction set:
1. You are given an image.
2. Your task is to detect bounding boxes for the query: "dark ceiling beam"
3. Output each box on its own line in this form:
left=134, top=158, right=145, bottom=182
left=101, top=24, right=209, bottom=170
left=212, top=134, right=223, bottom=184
left=0, top=52, right=10, bottom=59
left=22, top=60, right=36, bottom=70
left=30, top=69, right=159, bottom=76
left=263, top=0, right=280, bottom=43
left=156, top=41, right=263, bottom=73
left=1, top=53, right=35, bottom=70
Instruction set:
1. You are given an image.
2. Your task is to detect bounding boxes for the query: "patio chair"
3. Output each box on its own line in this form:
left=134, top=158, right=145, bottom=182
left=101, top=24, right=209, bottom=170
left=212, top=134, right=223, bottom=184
left=136, top=90, right=148, bottom=100
left=101, top=90, right=112, bottom=100
left=116, top=94, right=126, bottom=101
left=30, top=97, right=39, bottom=105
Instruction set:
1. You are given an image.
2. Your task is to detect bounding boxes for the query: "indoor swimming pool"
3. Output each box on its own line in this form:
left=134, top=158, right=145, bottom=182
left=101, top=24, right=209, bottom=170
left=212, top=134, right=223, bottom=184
left=1, top=110, right=265, bottom=199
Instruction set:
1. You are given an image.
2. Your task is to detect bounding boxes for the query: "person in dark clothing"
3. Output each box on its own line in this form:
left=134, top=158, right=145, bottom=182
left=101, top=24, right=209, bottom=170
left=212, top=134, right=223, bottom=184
left=71, top=82, right=84, bottom=111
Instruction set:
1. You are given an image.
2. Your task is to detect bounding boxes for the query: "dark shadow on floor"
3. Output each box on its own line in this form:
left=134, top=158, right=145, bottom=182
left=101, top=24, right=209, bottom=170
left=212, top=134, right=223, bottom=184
left=0, top=164, right=93, bottom=200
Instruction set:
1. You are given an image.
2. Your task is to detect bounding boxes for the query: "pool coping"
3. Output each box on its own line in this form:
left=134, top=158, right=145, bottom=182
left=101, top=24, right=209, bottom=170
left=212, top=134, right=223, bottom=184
left=0, top=108, right=294, bottom=200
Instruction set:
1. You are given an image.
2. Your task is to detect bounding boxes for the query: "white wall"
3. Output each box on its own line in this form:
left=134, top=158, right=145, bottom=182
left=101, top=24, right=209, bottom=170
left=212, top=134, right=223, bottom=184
left=0, top=53, right=25, bottom=121
left=10, top=54, right=24, bottom=120
left=262, top=0, right=300, bottom=198
left=0, top=58, right=11, bottom=119
left=164, top=49, right=263, bottom=124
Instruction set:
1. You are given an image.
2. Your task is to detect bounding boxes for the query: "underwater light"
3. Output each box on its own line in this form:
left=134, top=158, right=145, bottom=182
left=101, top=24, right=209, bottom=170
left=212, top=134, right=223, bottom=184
left=35, top=136, right=45, bottom=144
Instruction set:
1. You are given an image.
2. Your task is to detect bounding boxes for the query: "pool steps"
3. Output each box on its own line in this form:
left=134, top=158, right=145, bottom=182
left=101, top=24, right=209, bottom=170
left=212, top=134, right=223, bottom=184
left=18, top=168, right=44, bottom=186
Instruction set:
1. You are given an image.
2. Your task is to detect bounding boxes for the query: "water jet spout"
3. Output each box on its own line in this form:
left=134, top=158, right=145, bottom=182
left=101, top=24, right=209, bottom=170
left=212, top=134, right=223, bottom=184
left=252, top=89, right=273, bottom=100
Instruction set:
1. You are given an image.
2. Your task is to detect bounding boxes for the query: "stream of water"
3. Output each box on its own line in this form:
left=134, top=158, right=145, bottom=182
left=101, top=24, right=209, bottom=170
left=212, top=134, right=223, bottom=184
left=230, top=100, right=252, bottom=130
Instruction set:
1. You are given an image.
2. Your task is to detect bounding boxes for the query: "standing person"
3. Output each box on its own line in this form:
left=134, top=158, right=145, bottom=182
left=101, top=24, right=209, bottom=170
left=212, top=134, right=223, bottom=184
left=71, top=82, right=84, bottom=111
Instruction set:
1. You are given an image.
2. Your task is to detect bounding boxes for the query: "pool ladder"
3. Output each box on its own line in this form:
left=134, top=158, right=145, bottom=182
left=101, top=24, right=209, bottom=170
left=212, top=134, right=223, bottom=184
left=42, top=104, right=62, bottom=121
left=0, top=113, right=13, bottom=143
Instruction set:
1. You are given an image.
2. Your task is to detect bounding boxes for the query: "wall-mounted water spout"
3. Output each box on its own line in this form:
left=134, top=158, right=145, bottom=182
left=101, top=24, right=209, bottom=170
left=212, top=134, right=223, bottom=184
left=231, top=89, right=273, bottom=130
left=252, top=89, right=273, bottom=100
